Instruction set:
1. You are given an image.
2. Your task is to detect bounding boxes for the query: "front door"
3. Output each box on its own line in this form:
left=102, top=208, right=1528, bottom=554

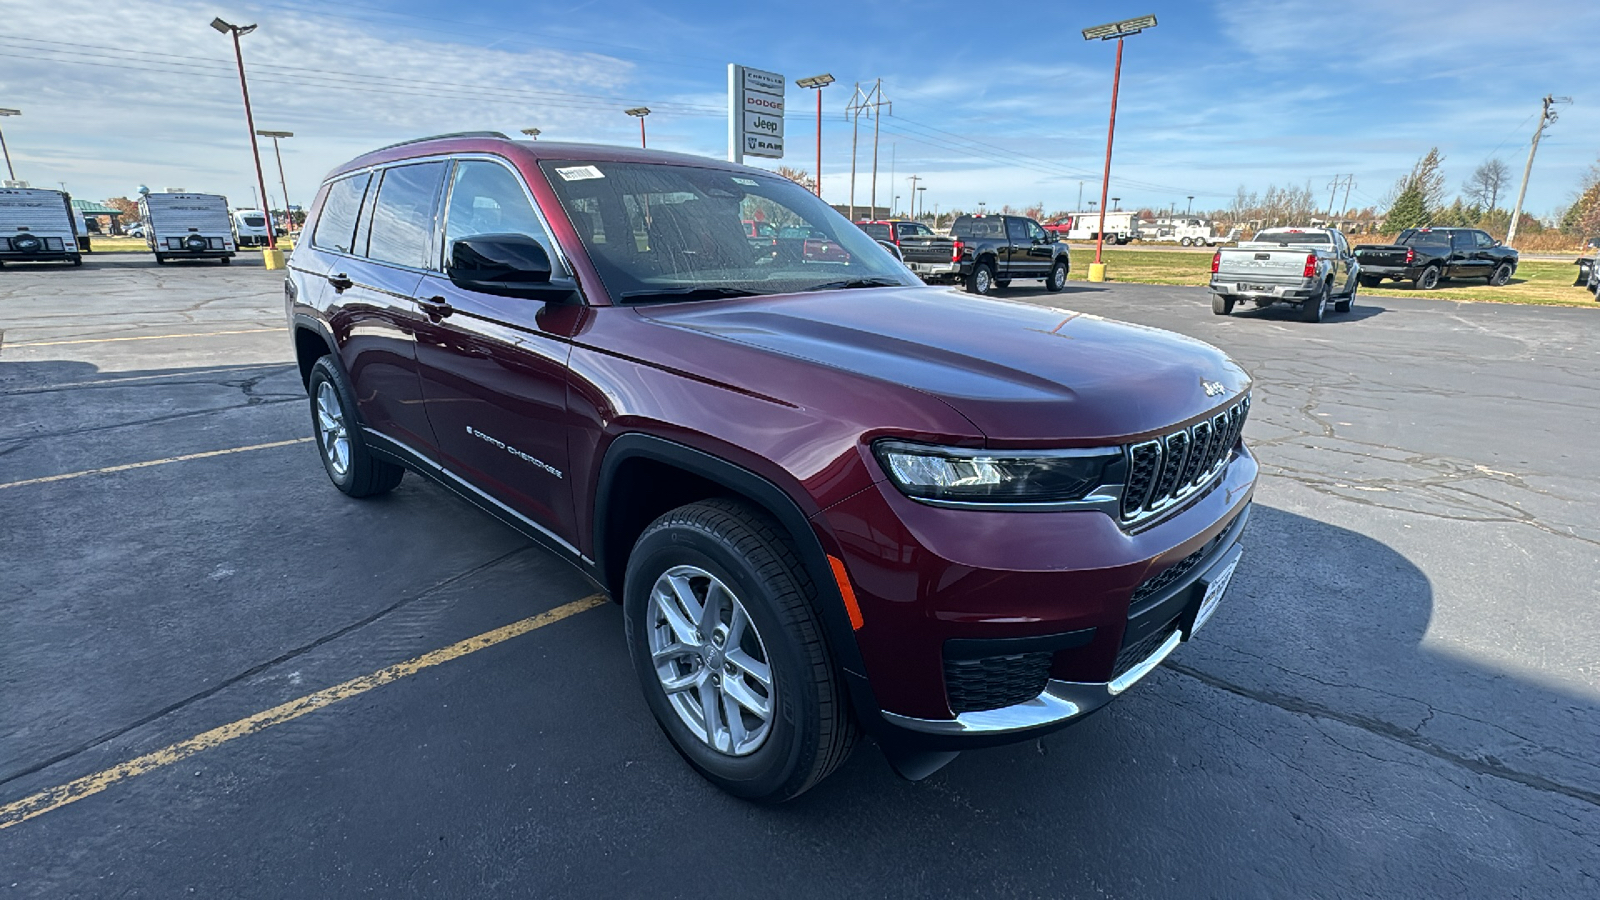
left=414, top=158, right=579, bottom=545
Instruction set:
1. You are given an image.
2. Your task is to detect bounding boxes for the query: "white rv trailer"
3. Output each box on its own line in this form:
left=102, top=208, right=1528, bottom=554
left=139, top=192, right=236, bottom=264
left=232, top=208, right=271, bottom=247
left=0, top=187, right=83, bottom=267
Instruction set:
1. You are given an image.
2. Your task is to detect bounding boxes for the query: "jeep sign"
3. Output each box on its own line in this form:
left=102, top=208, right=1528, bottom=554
left=728, top=63, right=784, bottom=162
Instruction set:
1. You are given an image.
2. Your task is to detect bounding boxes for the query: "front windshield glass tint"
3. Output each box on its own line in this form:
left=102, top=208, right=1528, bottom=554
left=1255, top=230, right=1330, bottom=245
left=540, top=161, right=916, bottom=302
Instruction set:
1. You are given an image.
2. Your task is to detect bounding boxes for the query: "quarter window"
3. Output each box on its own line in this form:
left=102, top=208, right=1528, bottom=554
left=312, top=173, right=370, bottom=254
left=366, top=162, right=446, bottom=269
left=443, top=161, right=561, bottom=271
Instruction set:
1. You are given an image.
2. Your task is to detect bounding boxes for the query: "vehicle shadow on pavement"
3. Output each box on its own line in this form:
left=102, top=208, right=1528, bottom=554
left=775, top=504, right=1598, bottom=895
left=1227, top=302, right=1386, bottom=324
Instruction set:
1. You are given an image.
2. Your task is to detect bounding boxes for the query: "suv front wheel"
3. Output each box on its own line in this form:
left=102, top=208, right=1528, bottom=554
left=307, top=356, right=404, bottom=497
left=623, top=499, right=857, bottom=802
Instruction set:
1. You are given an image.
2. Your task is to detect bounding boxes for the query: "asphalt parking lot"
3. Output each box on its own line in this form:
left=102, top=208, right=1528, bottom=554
left=3, top=254, right=1597, bottom=898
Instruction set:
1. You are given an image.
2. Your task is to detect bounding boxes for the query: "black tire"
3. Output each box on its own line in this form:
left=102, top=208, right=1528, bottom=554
left=965, top=261, right=996, bottom=295
left=70, top=255, right=83, bottom=267
left=1359, top=275, right=1380, bottom=288
left=220, top=256, right=231, bottom=266
left=306, top=356, right=404, bottom=498
left=1301, top=280, right=1329, bottom=323
left=1335, top=279, right=1356, bottom=314
left=995, top=279, right=1011, bottom=289
left=1415, top=266, right=1441, bottom=290
left=1045, top=258, right=1068, bottom=292
left=154, top=255, right=167, bottom=265
left=12, top=234, right=42, bottom=254
left=1488, top=263, right=1511, bottom=286
left=624, top=499, right=857, bottom=802
left=1212, top=294, right=1236, bottom=315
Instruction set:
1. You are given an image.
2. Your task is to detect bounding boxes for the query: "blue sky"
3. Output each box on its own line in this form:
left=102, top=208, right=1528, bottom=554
left=2, top=0, right=1596, bottom=220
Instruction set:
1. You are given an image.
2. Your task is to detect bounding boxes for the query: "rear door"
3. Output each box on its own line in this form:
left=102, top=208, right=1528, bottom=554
left=1023, top=218, right=1056, bottom=274
left=1003, top=217, right=1033, bottom=277
left=328, top=161, right=447, bottom=456
left=1448, top=230, right=1481, bottom=278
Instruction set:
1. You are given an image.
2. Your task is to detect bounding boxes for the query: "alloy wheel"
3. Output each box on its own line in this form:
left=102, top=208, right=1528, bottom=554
left=315, top=381, right=350, bottom=476
left=647, top=564, right=775, bottom=756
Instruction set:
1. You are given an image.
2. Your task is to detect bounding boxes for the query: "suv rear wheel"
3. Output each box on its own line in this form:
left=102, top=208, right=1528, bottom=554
left=1415, top=266, right=1441, bottom=290
left=624, top=499, right=857, bottom=802
left=965, top=261, right=996, bottom=295
left=307, top=356, right=404, bottom=497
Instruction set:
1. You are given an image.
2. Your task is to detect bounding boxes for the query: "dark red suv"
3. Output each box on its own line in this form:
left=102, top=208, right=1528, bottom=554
left=285, top=133, right=1257, bottom=800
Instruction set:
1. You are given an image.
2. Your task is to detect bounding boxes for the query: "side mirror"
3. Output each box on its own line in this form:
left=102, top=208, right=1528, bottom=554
left=448, top=233, right=572, bottom=301
left=876, top=239, right=904, bottom=261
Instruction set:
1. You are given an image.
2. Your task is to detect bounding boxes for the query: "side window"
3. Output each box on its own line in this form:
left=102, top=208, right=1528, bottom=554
left=442, top=160, right=562, bottom=270
left=1475, top=231, right=1496, bottom=248
left=1027, top=221, right=1049, bottom=242
left=311, top=173, right=370, bottom=254
left=1332, top=231, right=1348, bottom=254
left=1451, top=231, right=1473, bottom=252
left=366, top=162, right=446, bottom=268
left=1006, top=218, right=1030, bottom=242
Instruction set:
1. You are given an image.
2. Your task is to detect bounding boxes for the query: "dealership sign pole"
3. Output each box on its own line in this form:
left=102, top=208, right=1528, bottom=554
left=728, top=64, right=785, bottom=164
left=1082, top=14, right=1156, bottom=283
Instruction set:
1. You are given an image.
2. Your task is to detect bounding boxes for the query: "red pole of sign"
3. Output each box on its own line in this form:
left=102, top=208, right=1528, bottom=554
left=228, top=29, right=276, bottom=251
left=639, top=117, right=647, bottom=149
left=1094, top=35, right=1123, bottom=267
left=815, top=87, right=823, bottom=197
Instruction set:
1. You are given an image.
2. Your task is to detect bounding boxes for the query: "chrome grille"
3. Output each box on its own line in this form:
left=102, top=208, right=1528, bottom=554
left=1121, top=394, right=1250, bottom=525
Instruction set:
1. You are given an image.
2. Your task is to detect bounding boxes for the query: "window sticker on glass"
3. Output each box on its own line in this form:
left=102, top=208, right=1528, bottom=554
left=555, top=165, right=606, bottom=181
left=732, top=177, right=759, bottom=186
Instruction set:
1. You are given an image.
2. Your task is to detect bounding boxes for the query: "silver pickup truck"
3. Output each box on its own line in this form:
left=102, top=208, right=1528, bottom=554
left=1208, top=227, right=1359, bottom=323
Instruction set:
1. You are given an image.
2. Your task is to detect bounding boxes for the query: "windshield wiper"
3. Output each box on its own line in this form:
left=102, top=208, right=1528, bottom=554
left=619, top=286, right=766, bottom=304
left=798, top=277, right=905, bottom=292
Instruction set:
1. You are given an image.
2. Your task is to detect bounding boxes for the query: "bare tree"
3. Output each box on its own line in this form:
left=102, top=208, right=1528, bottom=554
left=1462, top=158, right=1510, bottom=210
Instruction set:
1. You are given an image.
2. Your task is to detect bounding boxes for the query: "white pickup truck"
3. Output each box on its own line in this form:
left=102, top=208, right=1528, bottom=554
left=1207, top=227, right=1359, bottom=323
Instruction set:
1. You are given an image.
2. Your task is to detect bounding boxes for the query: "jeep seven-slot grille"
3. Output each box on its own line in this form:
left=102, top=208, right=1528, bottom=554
left=1121, top=394, right=1251, bottom=523
left=944, top=651, right=1054, bottom=713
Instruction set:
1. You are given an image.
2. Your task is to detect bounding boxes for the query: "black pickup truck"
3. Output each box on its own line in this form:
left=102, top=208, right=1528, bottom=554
left=897, top=214, right=1071, bottom=295
left=1354, top=227, right=1519, bottom=289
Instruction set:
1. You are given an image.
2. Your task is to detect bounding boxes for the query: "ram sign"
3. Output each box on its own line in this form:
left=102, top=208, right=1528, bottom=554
left=728, top=64, right=785, bottom=162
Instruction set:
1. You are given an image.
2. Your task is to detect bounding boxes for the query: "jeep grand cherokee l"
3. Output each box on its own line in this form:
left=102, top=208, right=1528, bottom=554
left=286, top=133, right=1258, bottom=801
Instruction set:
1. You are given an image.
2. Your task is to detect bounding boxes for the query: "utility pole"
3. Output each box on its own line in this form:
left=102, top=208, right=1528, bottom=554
left=1507, top=94, right=1570, bottom=247
left=887, top=141, right=896, bottom=216
left=1341, top=177, right=1355, bottom=218
left=868, top=79, right=889, bottom=219
left=907, top=175, right=921, bottom=218
left=845, top=83, right=867, bottom=221
left=1078, top=181, right=1084, bottom=211
left=1326, top=175, right=1353, bottom=218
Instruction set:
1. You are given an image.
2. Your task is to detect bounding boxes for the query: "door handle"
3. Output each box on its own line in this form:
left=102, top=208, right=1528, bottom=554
left=327, top=273, right=353, bottom=292
left=417, top=296, right=454, bottom=320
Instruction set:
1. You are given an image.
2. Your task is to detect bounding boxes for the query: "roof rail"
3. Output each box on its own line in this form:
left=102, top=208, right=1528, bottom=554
left=370, top=131, right=510, bottom=153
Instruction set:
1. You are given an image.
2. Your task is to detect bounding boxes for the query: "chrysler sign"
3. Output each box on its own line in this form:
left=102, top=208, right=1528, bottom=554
left=729, top=63, right=784, bottom=161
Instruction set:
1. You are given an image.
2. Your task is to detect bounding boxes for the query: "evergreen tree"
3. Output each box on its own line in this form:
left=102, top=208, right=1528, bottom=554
left=1383, top=148, right=1447, bottom=230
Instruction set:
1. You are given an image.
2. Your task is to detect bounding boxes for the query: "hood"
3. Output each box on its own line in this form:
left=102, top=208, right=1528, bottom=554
left=635, top=285, right=1250, bottom=444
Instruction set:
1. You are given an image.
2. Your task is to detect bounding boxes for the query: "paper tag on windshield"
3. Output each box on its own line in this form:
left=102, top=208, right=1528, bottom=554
left=555, top=165, right=605, bottom=181
left=732, top=177, right=759, bottom=186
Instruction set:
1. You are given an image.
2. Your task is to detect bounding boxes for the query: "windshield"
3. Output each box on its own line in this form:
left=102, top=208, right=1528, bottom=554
left=1252, top=230, right=1330, bottom=245
left=242, top=217, right=266, bottom=227
left=539, top=160, right=917, bottom=303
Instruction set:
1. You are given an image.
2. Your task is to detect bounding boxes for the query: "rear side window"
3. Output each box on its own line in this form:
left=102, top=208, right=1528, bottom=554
left=366, top=162, right=446, bottom=269
left=895, top=222, right=931, bottom=239
left=312, top=174, right=370, bottom=254
left=1006, top=218, right=1030, bottom=242
left=1451, top=231, right=1473, bottom=251
left=1399, top=230, right=1448, bottom=248
left=859, top=223, right=890, bottom=241
left=952, top=217, right=1004, bottom=239
left=442, top=160, right=561, bottom=271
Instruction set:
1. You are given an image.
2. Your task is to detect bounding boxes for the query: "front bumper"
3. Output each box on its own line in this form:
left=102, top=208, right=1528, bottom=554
left=823, top=442, right=1258, bottom=749
left=1209, top=277, right=1318, bottom=301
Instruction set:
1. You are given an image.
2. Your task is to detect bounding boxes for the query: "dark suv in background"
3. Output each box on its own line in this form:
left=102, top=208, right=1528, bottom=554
left=286, top=133, right=1258, bottom=800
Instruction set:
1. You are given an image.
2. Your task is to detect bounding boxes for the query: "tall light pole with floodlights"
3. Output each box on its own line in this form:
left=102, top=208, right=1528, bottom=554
left=211, top=17, right=282, bottom=265
left=256, top=130, right=294, bottom=234
left=625, top=108, right=650, bottom=148
left=1082, top=14, right=1156, bottom=282
left=521, top=128, right=541, bottom=139
left=796, top=74, right=834, bottom=198
left=0, top=108, right=19, bottom=182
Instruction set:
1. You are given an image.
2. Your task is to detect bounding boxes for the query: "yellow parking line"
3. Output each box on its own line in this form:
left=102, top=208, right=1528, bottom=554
left=8, top=328, right=281, bottom=348
left=0, top=438, right=314, bottom=490
left=0, top=594, right=608, bottom=830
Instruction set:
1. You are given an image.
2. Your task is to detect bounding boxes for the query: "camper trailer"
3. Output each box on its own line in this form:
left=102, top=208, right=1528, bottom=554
left=139, top=192, right=236, bottom=264
left=232, top=208, right=271, bottom=247
left=0, top=187, right=83, bottom=267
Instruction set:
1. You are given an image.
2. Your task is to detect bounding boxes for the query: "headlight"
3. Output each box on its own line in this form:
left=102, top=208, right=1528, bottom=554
left=872, top=440, right=1119, bottom=504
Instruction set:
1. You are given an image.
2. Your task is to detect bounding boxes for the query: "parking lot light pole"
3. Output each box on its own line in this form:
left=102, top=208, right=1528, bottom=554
left=212, top=18, right=284, bottom=269
left=520, top=128, right=541, bottom=139
left=796, top=74, right=834, bottom=198
left=256, top=130, right=293, bottom=235
left=625, top=108, right=650, bottom=149
left=0, top=108, right=19, bottom=182
left=1082, top=14, right=1156, bottom=282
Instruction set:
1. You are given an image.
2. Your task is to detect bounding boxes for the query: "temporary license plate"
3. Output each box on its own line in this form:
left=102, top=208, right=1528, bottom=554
left=1193, top=555, right=1238, bottom=633
left=1239, top=283, right=1273, bottom=292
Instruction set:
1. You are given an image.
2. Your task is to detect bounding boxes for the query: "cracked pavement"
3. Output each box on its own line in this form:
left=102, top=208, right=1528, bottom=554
left=1, top=258, right=1597, bottom=898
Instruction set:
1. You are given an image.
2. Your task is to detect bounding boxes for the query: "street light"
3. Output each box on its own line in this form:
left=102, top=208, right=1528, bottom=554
left=0, top=108, right=20, bottom=182
left=917, top=185, right=927, bottom=219
left=1082, top=13, right=1157, bottom=281
left=256, top=130, right=293, bottom=235
left=796, top=73, right=834, bottom=198
left=625, top=108, right=650, bottom=149
left=211, top=17, right=282, bottom=264
left=1186, top=195, right=1194, bottom=215
left=520, top=128, right=541, bottom=139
